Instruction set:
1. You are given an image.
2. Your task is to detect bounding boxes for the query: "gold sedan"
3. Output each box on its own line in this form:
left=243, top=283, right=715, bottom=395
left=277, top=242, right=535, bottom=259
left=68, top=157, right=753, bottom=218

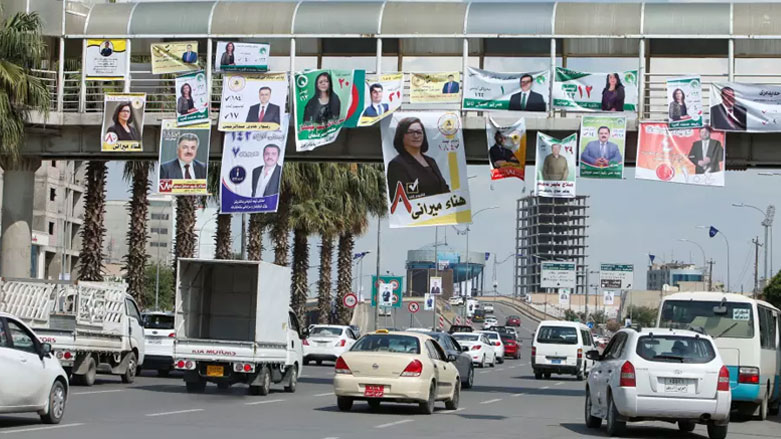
left=333, top=330, right=461, bottom=414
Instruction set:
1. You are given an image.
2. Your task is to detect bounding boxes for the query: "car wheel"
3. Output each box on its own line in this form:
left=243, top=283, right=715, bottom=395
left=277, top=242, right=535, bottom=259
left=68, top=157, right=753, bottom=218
left=758, top=390, right=769, bottom=421
left=463, top=366, right=474, bottom=389
left=337, top=396, right=353, bottom=411
left=83, top=357, right=97, bottom=386
left=497, top=356, right=504, bottom=364
left=576, top=365, right=585, bottom=381
left=707, top=423, right=728, bottom=439
left=284, top=365, right=297, bottom=393
left=121, top=352, right=137, bottom=384
left=40, top=380, right=66, bottom=424
left=445, top=383, right=460, bottom=410
left=584, top=389, right=602, bottom=429
left=769, top=399, right=780, bottom=416
left=303, top=359, right=310, bottom=366
left=678, top=420, right=696, bottom=432
left=186, top=380, right=206, bottom=393
left=157, top=369, right=170, bottom=378
left=250, top=366, right=271, bottom=396
left=534, top=371, right=542, bottom=380
left=543, top=372, right=551, bottom=380
left=367, top=399, right=381, bottom=411
left=419, top=382, right=437, bottom=414
left=480, top=355, right=486, bottom=368
left=316, top=360, right=322, bottom=366
left=605, top=394, right=626, bottom=437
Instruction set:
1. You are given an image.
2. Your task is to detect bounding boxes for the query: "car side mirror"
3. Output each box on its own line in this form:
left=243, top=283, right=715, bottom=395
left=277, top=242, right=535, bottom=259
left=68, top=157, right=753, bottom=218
left=300, top=328, right=309, bottom=339
left=447, top=354, right=458, bottom=362
left=585, top=350, right=600, bottom=361
left=461, top=345, right=469, bottom=352
left=40, top=343, right=52, bottom=358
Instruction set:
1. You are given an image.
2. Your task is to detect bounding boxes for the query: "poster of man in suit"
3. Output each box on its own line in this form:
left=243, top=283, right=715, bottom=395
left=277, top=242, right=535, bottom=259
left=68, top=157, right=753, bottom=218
left=157, top=120, right=210, bottom=195
left=219, top=72, right=288, bottom=132
left=358, top=73, right=403, bottom=127
left=463, top=67, right=549, bottom=113
left=579, top=115, right=626, bottom=179
left=709, top=82, right=781, bottom=132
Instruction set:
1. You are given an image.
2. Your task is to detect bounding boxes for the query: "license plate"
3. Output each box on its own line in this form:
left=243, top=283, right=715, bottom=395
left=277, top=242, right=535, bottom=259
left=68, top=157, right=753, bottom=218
left=148, top=339, right=162, bottom=344
left=206, top=365, right=224, bottom=377
left=664, top=378, right=691, bottom=393
left=364, top=385, right=384, bottom=397
left=551, top=359, right=562, bottom=364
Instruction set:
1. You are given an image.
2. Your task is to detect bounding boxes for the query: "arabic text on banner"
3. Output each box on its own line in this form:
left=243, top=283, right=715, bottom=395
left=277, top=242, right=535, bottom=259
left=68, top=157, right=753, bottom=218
left=709, top=82, right=781, bottom=132
left=157, top=120, right=210, bottom=195
left=410, top=72, right=462, bottom=104
left=552, top=68, right=638, bottom=112
left=636, top=122, right=726, bottom=187
left=214, top=41, right=270, bottom=73
left=578, top=115, right=626, bottom=179
left=381, top=112, right=472, bottom=228
left=219, top=72, right=288, bottom=132
left=358, top=73, right=404, bottom=127
left=667, top=76, right=703, bottom=129
left=101, top=93, right=146, bottom=152
left=485, top=116, right=527, bottom=181
left=535, top=132, right=577, bottom=198
left=294, top=70, right=356, bottom=151
left=220, top=118, right=289, bottom=214
left=85, top=39, right=128, bottom=80
left=175, top=71, right=210, bottom=126
left=463, top=67, right=548, bottom=112
left=150, top=41, right=200, bottom=75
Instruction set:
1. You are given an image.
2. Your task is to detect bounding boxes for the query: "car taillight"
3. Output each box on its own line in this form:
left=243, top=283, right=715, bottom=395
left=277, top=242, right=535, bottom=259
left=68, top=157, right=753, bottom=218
left=738, top=367, right=759, bottom=384
left=302, top=339, right=309, bottom=346
left=531, top=347, right=536, bottom=357
left=619, top=361, right=636, bottom=387
left=335, top=339, right=346, bottom=347
left=177, top=360, right=186, bottom=369
left=718, top=366, right=730, bottom=391
left=494, top=342, right=501, bottom=346
left=168, top=332, right=175, bottom=338
left=401, top=360, right=423, bottom=377
left=335, top=356, right=352, bottom=374
left=577, top=348, right=583, bottom=359
left=471, top=345, right=481, bottom=350
left=63, top=351, right=72, bottom=360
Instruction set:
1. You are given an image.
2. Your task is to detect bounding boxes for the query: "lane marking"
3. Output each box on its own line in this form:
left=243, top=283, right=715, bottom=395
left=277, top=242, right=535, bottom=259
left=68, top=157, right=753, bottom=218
left=145, top=409, right=204, bottom=417
left=496, top=368, right=505, bottom=371
left=439, top=407, right=466, bottom=414
left=0, top=424, right=84, bottom=435
left=540, top=386, right=550, bottom=390
left=245, top=398, right=286, bottom=406
left=555, top=382, right=564, bottom=386
left=313, top=392, right=333, bottom=397
left=72, top=389, right=125, bottom=396
left=480, top=398, right=502, bottom=404
left=375, top=419, right=414, bottom=429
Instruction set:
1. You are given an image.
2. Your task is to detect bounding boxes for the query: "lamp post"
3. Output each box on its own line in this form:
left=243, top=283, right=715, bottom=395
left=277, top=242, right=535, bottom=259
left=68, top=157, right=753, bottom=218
left=697, top=225, right=730, bottom=292
left=678, top=238, right=709, bottom=290
left=454, top=206, right=499, bottom=318
left=732, top=203, right=775, bottom=286
left=492, top=252, right=517, bottom=297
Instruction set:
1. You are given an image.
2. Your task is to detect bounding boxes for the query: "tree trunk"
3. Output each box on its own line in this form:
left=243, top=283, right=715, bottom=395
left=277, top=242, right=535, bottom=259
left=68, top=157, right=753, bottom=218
left=271, top=196, right=290, bottom=266
left=214, top=214, right=232, bottom=259
left=78, top=161, right=107, bottom=281
left=124, top=162, right=150, bottom=307
left=317, top=235, right=334, bottom=324
left=247, top=214, right=264, bottom=261
left=291, top=228, right=309, bottom=323
left=335, top=233, right=355, bottom=325
left=173, top=196, right=197, bottom=289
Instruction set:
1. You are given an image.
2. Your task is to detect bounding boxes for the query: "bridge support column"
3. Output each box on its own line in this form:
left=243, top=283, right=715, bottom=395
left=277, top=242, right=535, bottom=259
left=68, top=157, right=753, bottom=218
left=0, top=157, right=41, bottom=278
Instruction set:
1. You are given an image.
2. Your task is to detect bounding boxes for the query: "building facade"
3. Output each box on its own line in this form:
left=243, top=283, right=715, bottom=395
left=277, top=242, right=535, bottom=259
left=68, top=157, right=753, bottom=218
left=646, top=262, right=706, bottom=291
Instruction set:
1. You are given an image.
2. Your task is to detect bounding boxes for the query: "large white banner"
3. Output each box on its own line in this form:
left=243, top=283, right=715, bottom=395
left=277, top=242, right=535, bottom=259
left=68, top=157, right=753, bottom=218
left=85, top=39, right=128, bottom=80
left=381, top=112, right=472, bottom=228
left=552, top=68, right=638, bottom=112
left=710, top=82, right=781, bottom=132
left=215, top=41, right=270, bottom=72
left=219, top=72, right=287, bottom=132
left=463, top=67, right=549, bottom=112
left=535, top=132, right=577, bottom=198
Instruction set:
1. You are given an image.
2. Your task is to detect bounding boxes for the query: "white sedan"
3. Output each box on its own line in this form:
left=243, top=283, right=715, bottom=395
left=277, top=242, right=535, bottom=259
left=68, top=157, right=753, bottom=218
left=483, top=316, right=498, bottom=330
left=141, top=311, right=175, bottom=376
left=304, top=325, right=359, bottom=365
left=452, top=332, right=496, bottom=368
left=585, top=329, right=730, bottom=439
left=479, top=330, right=505, bottom=364
left=0, top=312, right=69, bottom=424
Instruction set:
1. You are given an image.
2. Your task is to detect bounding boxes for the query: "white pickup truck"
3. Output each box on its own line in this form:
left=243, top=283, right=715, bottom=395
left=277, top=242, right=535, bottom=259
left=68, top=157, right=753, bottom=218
left=0, top=279, right=145, bottom=386
left=172, top=259, right=304, bottom=395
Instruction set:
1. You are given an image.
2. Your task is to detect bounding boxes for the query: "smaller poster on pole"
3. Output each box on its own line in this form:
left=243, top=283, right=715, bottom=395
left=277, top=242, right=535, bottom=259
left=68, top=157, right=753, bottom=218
left=378, top=283, right=394, bottom=307
left=358, top=73, right=404, bottom=127
left=424, top=293, right=435, bottom=311
left=578, top=115, right=626, bottom=179
left=485, top=116, right=526, bottom=181
left=101, top=93, right=146, bottom=152
left=667, top=76, right=703, bottom=129
left=559, top=289, right=571, bottom=306
left=603, top=291, right=615, bottom=306
left=175, top=71, right=210, bottom=126
left=410, top=72, right=461, bottom=104
left=429, top=276, right=442, bottom=296
left=85, top=39, right=128, bottom=80
left=157, top=120, right=210, bottom=195
left=150, top=42, right=200, bottom=74
left=463, top=67, right=548, bottom=112
left=214, top=41, right=270, bottom=72
left=535, top=132, right=577, bottom=198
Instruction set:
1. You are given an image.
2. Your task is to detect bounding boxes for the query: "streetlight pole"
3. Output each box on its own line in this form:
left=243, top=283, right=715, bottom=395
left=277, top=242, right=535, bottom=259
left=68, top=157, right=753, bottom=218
left=698, top=225, right=730, bottom=292
left=732, top=203, right=775, bottom=287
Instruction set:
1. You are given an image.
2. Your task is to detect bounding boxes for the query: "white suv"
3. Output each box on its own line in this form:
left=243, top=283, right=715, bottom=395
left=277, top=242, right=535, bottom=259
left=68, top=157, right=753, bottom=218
left=585, top=329, right=730, bottom=439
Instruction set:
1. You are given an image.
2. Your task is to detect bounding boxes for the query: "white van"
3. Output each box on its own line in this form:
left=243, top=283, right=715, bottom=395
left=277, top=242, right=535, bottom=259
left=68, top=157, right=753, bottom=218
left=532, top=320, right=596, bottom=380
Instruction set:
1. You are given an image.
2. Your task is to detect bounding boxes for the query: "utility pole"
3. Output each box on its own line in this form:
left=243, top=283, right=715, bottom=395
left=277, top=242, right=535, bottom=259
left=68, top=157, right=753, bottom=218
left=240, top=213, right=247, bottom=259
left=706, top=259, right=715, bottom=292
left=584, top=269, right=589, bottom=321
left=374, top=216, right=381, bottom=331
left=433, top=226, right=439, bottom=331
left=752, top=237, right=762, bottom=298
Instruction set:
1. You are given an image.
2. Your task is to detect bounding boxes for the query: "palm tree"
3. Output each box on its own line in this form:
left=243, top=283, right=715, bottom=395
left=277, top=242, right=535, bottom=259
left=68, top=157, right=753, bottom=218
left=78, top=161, right=108, bottom=281
left=270, top=180, right=291, bottom=266
left=207, top=162, right=231, bottom=259
left=173, top=196, right=197, bottom=283
left=315, top=164, right=347, bottom=324
left=247, top=213, right=274, bottom=261
left=122, top=161, right=154, bottom=307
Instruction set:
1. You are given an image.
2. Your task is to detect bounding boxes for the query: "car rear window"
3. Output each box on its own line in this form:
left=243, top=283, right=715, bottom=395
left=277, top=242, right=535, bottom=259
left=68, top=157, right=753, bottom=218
left=310, top=327, right=342, bottom=337
left=501, top=336, right=515, bottom=343
left=351, top=335, right=420, bottom=354
left=636, top=335, right=716, bottom=364
left=143, top=314, right=174, bottom=329
left=536, top=326, right=578, bottom=345
left=453, top=334, right=479, bottom=342
left=484, top=332, right=499, bottom=340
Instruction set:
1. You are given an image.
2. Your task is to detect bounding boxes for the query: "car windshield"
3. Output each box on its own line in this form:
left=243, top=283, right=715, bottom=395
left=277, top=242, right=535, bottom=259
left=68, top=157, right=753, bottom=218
left=636, top=335, right=716, bottom=364
left=659, top=300, right=754, bottom=339
left=453, top=334, right=479, bottom=342
left=484, top=333, right=499, bottom=340
left=536, top=326, right=578, bottom=345
left=143, top=314, right=174, bottom=329
left=310, top=327, right=343, bottom=337
left=351, top=335, right=420, bottom=354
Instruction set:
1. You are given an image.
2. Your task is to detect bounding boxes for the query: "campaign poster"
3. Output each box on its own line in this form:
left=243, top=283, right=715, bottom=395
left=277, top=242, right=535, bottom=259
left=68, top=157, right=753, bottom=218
left=101, top=93, right=145, bottom=152
left=214, top=41, right=270, bottom=72
left=150, top=41, right=199, bottom=75
left=219, top=72, right=287, bottom=132
left=358, top=73, right=403, bottom=127
left=220, top=118, right=288, bottom=214
left=667, top=76, right=703, bottom=129
left=535, top=132, right=577, bottom=198
left=85, top=39, right=128, bottom=80
left=552, top=68, right=638, bottom=112
left=463, top=67, right=549, bottom=112
left=485, top=116, right=526, bottom=181
left=710, top=82, right=781, bottom=132
left=294, top=69, right=355, bottom=151
left=380, top=112, right=472, bottom=228
left=635, top=122, right=726, bottom=187
left=410, top=72, right=461, bottom=104
left=429, top=276, right=443, bottom=296
left=157, top=120, right=210, bottom=195
left=578, top=115, right=626, bottom=179
left=175, top=71, right=209, bottom=126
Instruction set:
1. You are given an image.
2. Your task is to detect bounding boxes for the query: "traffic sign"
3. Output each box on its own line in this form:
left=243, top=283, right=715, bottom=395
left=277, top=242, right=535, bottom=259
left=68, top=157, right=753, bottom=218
left=541, top=262, right=577, bottom=288
left=343, top=293, right=358, bottom=309
left=600, top=263, right=634, bottom=290
left=408, top=302, right=420, bottom=313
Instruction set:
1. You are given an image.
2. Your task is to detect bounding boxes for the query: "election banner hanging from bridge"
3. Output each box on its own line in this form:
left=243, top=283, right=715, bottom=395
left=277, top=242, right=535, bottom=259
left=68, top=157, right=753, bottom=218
left=552, top=68, right=638, bottom=112
left=485, top=116, right=527, bottom=181
left=381, top=111, right=472, bottom=228
left=85, top=39, right=128, bottom=80
left=150, top=41, right=200, bottom=75
left=219, top=73, right=288, bottom=132
left=636, top=122, right=726, bottom=187
left=175, top=71, right=210, bottom=126
left=219, top=118, right=289, bottom=214
left=358, top=73, right=404, bottom=127
left=101, top=93, right=146, bottom=152
left=157, top=120, right=210, bottom=195
left=463, top=67, right=549, bottom=112
left=667, top=76, right=704, bottom=129
left=294, top=69, right=359, bottom=151
left=709, top=82, right=781, bottom=132
left=535, top=132, right=577, bottom=198
left=410, top=72, right=462, bottom=104
left=214, top=41, right=270, bottom=73
left=578, top=115, right=626, bottom=179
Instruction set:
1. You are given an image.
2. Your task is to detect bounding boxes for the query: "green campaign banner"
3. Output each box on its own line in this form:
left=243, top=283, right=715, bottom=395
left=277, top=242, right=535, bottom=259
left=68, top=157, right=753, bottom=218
left=175, top=71, right=209, bottom=126
left=463, top=67, right=548, bottom=112
left=293, top=69, right=357, bottom=151
left=552, top=68, right=638, bottom=112
left=578, top=115, right=626, bottom=179
left=371, top=275, right=403, bottom=308
left=667, top=76, right=703, bottom=129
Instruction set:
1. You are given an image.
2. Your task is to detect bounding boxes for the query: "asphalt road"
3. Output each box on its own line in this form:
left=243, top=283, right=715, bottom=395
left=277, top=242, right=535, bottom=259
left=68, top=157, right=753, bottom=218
left=1, top=302, right=778, bottom=439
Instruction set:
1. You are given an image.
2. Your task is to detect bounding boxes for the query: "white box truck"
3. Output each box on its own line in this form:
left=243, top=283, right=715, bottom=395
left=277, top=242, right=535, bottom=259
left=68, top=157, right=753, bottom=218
left=172, top=259, right=304, bottom=395
left=0, top=279, right=145, bottom=386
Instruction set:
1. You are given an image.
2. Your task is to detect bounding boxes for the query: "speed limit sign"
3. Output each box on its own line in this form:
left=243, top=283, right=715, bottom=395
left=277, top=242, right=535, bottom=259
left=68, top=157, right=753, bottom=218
left=343, top=293, right=358, bottom=309
left=408, top=302, right=420, bottom=313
